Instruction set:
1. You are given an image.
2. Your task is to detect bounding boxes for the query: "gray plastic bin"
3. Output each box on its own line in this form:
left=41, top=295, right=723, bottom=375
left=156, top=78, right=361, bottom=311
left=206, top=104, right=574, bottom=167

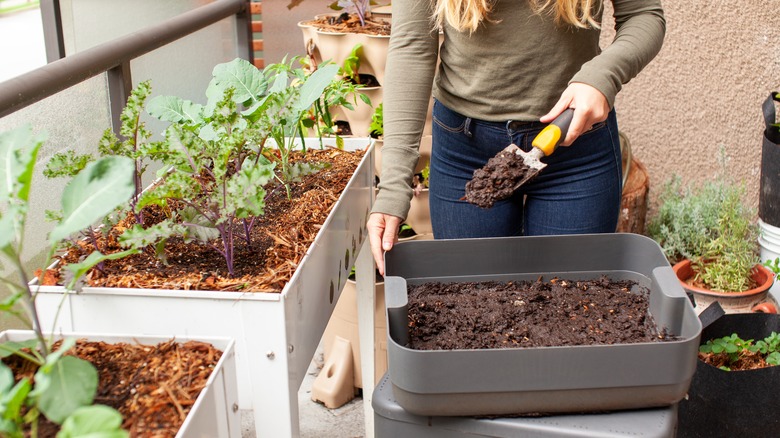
left=373, top=373, right=677, bottom=438
left=384, top=233, right=701, bottom=416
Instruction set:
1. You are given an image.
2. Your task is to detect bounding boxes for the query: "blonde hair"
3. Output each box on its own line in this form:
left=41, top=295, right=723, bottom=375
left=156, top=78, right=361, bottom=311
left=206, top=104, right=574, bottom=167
left=433, top=0, right=601, bottom=34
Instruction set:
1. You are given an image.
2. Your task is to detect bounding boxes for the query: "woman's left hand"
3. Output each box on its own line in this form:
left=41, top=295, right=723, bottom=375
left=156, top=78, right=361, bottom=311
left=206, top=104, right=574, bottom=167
left=540, top=83, right=610, bottom=146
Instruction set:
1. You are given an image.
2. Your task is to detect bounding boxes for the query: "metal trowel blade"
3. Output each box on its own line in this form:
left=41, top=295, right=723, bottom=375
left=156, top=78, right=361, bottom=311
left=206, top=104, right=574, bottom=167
left=503, top=144, right=547, bottom=190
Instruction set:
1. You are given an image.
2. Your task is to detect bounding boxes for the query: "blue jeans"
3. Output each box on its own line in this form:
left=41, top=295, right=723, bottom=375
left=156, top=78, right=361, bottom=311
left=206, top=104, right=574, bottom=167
left=429, top=100, right=622, bottom=239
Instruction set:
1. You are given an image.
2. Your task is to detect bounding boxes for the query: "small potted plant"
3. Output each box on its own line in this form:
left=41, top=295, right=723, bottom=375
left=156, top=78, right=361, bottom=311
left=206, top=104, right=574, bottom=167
left=647, top=175, right=775, bottom=313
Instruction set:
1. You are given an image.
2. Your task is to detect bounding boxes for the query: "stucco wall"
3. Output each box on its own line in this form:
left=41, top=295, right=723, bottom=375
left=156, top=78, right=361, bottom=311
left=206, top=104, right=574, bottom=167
left=264, top=0, right=780, bottom=214
left=608, top=1, right=780, bottom=213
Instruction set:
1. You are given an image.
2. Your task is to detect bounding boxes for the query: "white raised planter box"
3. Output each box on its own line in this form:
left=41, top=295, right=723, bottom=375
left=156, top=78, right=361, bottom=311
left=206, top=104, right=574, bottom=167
left=0, top=330, right=239, bottom=438
left=32, top=138, right=375, bottom=437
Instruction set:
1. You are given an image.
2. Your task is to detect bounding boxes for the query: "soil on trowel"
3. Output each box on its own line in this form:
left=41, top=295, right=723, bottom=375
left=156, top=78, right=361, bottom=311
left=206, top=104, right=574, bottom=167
left=464, top=149, right=534, bottom=209
left=407, top=276, right=678, bottom=350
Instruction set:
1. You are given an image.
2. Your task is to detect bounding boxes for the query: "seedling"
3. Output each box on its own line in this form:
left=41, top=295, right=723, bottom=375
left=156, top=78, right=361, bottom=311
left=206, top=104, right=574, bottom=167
left=700, top=332, right=780, bottom=371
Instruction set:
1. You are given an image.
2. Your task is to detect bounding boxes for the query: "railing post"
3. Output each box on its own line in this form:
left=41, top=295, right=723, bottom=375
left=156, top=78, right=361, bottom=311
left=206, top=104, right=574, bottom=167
left=40, top=0, right=66, bottom=62
left=236, top=1, right=253, bottom=64
left=107, top=62, right=133, bottom=137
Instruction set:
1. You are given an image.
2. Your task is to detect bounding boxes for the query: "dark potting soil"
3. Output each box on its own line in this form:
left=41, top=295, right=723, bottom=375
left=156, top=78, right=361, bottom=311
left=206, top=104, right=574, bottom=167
left=407, top=276, right=677, bottom=350
left=464, top=149, right=535, bottom=209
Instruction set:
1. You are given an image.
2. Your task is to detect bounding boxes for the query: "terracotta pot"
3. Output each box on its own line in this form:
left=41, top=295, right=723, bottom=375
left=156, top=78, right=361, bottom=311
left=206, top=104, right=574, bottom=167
left=672, top=259, right=776, bottom=314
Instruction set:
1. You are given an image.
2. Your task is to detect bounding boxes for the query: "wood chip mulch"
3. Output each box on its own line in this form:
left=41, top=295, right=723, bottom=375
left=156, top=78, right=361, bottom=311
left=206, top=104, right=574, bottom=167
left=302, top=13, right=390, bottom=36
left=4, top=339, right=223, bottom=437
left=47, top=147, right=365, bottom=293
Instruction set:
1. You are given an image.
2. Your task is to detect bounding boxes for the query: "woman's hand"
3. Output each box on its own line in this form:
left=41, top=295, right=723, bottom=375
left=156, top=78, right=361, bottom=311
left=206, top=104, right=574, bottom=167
left=540, top=82, right=610, bottom=146
left=367, top=212, right=403, bottom=275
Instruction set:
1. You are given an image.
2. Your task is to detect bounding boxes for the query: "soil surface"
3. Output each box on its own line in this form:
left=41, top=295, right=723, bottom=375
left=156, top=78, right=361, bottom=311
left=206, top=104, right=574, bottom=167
left=464, top=149, right=536, bottom=209
left=698, top=350, right=775, bottom=371
left=407, top=276, right=677, bottom=350
left=302, top=12, right=390, bottom=36
left=45, top=147, right=364, bottom=292
left=4, top=339, right=222, bottom=437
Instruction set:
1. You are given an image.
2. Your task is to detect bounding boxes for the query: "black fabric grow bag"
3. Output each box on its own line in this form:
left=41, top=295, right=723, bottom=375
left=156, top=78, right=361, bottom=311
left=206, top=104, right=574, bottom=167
left=677, top=313, right=780, bottom=437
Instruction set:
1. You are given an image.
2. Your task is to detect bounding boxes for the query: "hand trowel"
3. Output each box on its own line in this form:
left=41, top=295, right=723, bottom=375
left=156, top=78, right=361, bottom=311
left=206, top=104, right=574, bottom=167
left=503, top=107, right=574, bottom=190
left=463, top=108, right=575, bottom=208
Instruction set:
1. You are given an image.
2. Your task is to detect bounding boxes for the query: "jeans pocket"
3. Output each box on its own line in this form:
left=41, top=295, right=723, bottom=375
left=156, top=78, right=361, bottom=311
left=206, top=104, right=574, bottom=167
left=432, top=100, right=467, bottom=133
left=582, top=120, right=607, bottom=136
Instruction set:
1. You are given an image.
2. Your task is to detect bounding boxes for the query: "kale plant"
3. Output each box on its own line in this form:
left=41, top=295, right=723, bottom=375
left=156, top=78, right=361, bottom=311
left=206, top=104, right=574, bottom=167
left=136, top=57, right=347, bottom=276
left=43, top=81, right=155, bottom=226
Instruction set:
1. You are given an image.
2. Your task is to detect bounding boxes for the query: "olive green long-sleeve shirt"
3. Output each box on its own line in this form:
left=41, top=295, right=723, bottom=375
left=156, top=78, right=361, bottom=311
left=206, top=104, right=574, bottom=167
left=374, top=0, right=665, bottom=220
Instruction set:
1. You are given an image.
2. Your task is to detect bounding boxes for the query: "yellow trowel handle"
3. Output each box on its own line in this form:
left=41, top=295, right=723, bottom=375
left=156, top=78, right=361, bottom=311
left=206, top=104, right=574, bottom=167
left=532, top=108, right=575, bottom=156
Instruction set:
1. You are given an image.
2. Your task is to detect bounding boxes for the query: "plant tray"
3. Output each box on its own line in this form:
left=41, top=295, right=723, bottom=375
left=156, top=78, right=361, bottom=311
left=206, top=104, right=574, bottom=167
left=383, top=233, right=702, bottom=416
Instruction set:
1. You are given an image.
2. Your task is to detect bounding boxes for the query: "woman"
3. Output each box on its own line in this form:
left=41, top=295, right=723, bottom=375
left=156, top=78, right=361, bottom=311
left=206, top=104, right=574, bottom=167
left=368, top=0, right=665, bottom=274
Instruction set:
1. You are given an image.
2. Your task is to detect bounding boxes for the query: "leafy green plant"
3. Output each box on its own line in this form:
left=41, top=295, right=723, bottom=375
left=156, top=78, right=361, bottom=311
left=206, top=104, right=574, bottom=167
left=43, top=81, right=157, bottom=268
left=700, top=332, right=780, bottom=371
left=647, top=175, right=758, bottom=292
left=0, top=125, right=133, bottom=437
left=764, top=257, right=780, bottom=282
left=369, top=102, right=383, bottom=138
left=121, top=57, right=349, bottom=276
left=341, top=43, right=363, bottom=85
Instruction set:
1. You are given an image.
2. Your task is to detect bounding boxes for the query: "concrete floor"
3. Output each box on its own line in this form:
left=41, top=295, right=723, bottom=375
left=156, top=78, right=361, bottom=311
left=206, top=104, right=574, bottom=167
left=240, top=347, right=366, bottom=438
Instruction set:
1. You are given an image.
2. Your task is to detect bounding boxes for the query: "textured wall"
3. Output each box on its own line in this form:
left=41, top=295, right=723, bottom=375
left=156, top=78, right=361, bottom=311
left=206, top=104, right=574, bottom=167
left=266, top=1, right=780, bottom=213
left=606, top=1, right=780, bottom=212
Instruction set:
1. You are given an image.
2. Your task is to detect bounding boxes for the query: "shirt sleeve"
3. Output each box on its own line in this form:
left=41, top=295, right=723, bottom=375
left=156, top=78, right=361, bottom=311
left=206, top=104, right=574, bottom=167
left=371, top=0, right=440, bottom=220
left=570, top=0, right=666, bottom=107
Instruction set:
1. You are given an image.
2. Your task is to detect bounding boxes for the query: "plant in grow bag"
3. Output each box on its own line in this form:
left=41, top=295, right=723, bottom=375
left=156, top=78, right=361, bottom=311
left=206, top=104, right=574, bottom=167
left=699, top=332, right=780, bottom=371
left=0, top=126, right=134, bottom=437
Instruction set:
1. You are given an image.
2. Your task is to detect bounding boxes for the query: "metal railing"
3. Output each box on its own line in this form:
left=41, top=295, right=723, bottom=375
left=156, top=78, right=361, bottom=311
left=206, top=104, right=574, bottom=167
left=0, top=0, right=251, bottom=134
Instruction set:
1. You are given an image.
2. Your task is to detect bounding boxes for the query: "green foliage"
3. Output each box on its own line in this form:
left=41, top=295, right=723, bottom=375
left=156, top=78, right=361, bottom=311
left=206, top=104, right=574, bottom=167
left=45, top=80, right=156, bottom=229
left=138, top=57, right=349, bottom=275
left=0, top=125, right=130, bottom=436
left=700, top=332, right=780, bottom=370
left=341, top=43, right=363, bottom=85
left=647, top=175, right=758, bottom=292
left=369, top=103, right=383, bottom=138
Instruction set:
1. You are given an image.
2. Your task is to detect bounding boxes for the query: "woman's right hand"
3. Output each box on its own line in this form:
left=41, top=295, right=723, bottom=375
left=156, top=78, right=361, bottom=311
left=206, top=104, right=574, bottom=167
left=367, top=212, right=403, bottom=276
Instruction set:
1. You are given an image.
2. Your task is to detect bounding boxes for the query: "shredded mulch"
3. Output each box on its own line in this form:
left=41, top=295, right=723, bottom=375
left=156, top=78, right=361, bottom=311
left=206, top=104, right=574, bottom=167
left=4, top=339, right=222, bottom=437
left=464, top=149, right=536, bottom=209
left=698, top=350, right=774, bottom=371
left=406, top=276, right=678, bottom=350
left=302, top=12, right=390, bottom=36
left=45, top=147, right=365, bottom=292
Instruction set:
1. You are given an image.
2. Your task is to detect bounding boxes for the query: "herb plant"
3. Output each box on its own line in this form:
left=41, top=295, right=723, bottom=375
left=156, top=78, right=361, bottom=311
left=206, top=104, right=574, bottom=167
left=647, top=175, right=759, bottom=292
left=0, top=125, right=134, bottom=437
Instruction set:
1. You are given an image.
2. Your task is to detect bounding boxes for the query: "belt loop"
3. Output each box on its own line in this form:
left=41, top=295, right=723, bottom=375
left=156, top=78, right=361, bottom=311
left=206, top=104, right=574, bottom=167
left=464, top=117, right=473, bottom=137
